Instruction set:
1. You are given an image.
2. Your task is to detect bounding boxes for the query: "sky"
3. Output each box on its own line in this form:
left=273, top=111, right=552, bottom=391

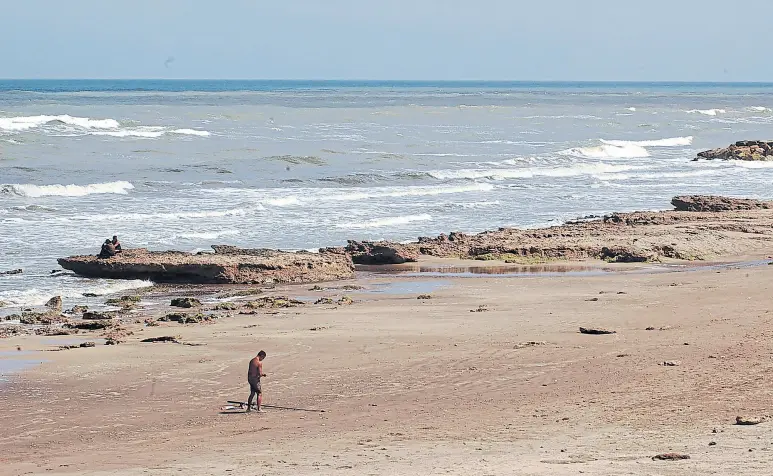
left=2, top=0, right=773, bottom=81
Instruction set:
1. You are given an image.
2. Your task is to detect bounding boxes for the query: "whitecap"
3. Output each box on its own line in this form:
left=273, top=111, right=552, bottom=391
left=600, top=136, right=693, bottom=147
left=171, top=129, right=211, bottom=137
left=171, top=229, right=240, bottom=240
left=559, top=144, right=650, bottom=159
left=626, top=107, right=637, bottom=112
left=686, top=109, right=726, bottom=116
left=1, top=181, right=134, bottom=198
left=748, top=106, right=771, bottom=112
left=0, top=114, right=120, bottom=132
left=428, top=163, right=642, bottom=181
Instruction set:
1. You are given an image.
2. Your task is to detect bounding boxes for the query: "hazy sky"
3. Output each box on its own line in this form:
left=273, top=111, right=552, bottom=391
left=3, top=0, right=772, bottom=80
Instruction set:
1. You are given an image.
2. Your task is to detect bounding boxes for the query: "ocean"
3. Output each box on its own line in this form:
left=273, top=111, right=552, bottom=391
left=2, top=80, right=773, bottom=308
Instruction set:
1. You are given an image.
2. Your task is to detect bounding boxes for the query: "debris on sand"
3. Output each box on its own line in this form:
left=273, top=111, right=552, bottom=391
left=652, top=453, right=690, bottom=461
left=310, top=326, right=328, bottom=331
left=736, top=416, right=766, bottom=425
left=585, top=297, right=599, bottom=302
left=661, top=361, right=681, bottom=367
left=314, top=297, right=334, bottom=305
left=579, top=327, right=616, bottom=335
left=470, top=305, right=489, bottom=313
left=337, top=296, right=354, bottom=306
left=513, top=341, right=547, bottom=349
left=417, top=294, right=432, bottom=300
left=141, top=335, right=180, bottom=343
left=55, top=341, right=96, bottom=351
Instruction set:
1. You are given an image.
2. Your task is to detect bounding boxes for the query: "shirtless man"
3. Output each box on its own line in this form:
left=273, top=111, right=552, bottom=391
left=247, top=350, right=267, bottom=412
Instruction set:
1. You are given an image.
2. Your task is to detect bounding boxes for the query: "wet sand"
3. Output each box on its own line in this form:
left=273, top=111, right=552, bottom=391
left=2, top=257, right=773, bottom=475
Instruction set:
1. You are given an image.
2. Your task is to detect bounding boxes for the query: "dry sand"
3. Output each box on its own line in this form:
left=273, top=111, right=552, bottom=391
left=2, top=258, right=773, bottom=475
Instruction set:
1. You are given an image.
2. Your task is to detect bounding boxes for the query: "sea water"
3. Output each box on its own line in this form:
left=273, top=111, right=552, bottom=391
left=2, top=80, right=773, bottom=307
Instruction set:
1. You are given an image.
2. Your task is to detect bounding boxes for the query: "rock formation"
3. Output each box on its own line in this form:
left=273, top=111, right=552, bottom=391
left=671, top=195, right=772, bottom=212
left=58, top=247, right=354, bottom=284
left=320, top=240, right=419, bottom=264
left=696, top=141, right=773, bottom=161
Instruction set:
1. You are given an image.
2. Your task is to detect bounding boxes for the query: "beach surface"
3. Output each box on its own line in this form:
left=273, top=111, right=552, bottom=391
left=3, top=256, right=773, bottom=475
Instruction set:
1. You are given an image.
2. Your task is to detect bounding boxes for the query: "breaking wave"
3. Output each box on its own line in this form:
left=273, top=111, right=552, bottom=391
left=171, top=129, right=212, bottom=137
left=0, top=279, right=153, bottom=308
left=560, top=144, right=650, bottom=159
left=0, top=115, right=119, bottom=132
left=336, top=214, right=432, bottom=229
left=427, top=163, right=642, bottom=180
left=1, top=181, right=134, bottom=198
left=687, top=109, right=726, bottom=116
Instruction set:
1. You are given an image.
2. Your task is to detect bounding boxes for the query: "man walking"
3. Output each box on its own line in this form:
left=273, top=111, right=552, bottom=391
left=247, top=350, right=267, bottom=413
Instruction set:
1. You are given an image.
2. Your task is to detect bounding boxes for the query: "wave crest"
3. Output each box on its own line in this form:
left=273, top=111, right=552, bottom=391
left=600, top=136, right=693, bottom=147
left=560, top=144, right=650, bottom=159
left=0, top=114, right=119, bottom=131
left=336, top=214, right=432, bottom=229
left=1, top=181, right=134, bottom=198
left=687, top=109, right=726, bottom=116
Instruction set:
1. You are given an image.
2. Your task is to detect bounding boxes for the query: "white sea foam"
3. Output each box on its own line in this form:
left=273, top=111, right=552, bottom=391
left=600, top=136, right=693, bottom=147
left=171, top=129, right=211, bottom=137
left=0, top=114, right=120, bottom=131
left=265, top=196, right=302, bottom=207
left=749, top=106, right=771, bottom=112
left=92, top=130, right=164, bottom=138
left=0, top=279, right=152, bottom=308
left=336, top=214, right=432, bottom=229
left=559, top=144, right=650, bottom=159
left=171, top=229, right=240, bottom=240
left=2, top=181, right=134, bottom=198
left=687, top=109, right=726, bottom=116
left=626, top=107, right=637, bottom=112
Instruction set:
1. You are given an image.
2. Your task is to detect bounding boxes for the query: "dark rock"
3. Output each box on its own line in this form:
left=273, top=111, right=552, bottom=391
left=0, top=268, right=22, bottom=275
left=337, top=296, right=354, bottom=305
left=80, top=341, right=96, bottom=348
left=34, top=326, right=77, bottom=336
left=321, top=240, right=419, bottom=265
left=66, top=320, right=113, bottom=330
left=513, top=341, right=547, bottom=349
left=697, top=142, right=773, bottom=161
left=141, top=335, right=180, bottom=343
left=58, top=247, right=354, bottom=284
left=579, top=327, right=616, bottom=335
left=245, top=296, right=304, bottom=309
left=82, top=311, right=117, bottom=320
left=417, top=294, right=432, bottom=300
left=45, top=296, right=63, bottom=312
left=314, top=297, right=334, bottom=305
left=661, top=360, right=681, bottom=367
left=105, top=295, right=142, bottom=308
left=171, top=297, right=201, bottom=308
left=212, top=302, right=238, bottom=311
left=652, top=453, right=690, bottom=461
left=20, top=311, right=68, bottom=325
left=599, top=246, right=655, bottom=263
left=672, top=195, right=772, bottom=212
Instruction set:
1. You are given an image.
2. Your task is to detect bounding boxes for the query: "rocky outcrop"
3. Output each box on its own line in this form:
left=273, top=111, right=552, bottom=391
left=696, top=141, right=773, bottom=161
left=45, top=296, right=63, bottom=312
left=58, top=247, right=354, bottom=284
left=321, top=196, right=773, bottom=264
left=672, top=195, right=772, bottom=212
left=170, top=297, right=201, bottom=308
left=321, top=240, right=419, bottom=265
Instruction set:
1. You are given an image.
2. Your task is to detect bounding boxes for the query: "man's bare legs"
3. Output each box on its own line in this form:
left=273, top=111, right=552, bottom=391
left=247, top=389, right=257, bottom=412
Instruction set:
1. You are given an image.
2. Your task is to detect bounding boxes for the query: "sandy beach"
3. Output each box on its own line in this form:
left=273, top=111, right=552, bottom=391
left=3, top=254, right=773, bottom=475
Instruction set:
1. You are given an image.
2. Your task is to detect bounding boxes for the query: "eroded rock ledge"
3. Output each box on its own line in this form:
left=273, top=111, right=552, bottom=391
left=321, top=195, right=773, bottom=263
left=58, top=247, right=354, bottom=284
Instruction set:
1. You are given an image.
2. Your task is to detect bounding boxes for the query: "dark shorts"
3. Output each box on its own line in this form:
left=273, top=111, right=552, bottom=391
left=249, top=380, right=261, bottom=394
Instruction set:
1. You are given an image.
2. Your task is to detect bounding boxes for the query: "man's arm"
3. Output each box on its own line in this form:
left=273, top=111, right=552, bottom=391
left=258, top=360, right=266, bottom=377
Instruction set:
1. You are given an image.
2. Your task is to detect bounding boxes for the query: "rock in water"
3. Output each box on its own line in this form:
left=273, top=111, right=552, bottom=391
left=170, top=297, right=201, bottom=308
left=57, top=247, right=355, bottom=285
left=697, top=141, right=773, bottom=161
left=0, top=268, right=22, bottom=275
left=671, top=195, right=772, bottom=212
left=45, top=296, right=62, bottom=312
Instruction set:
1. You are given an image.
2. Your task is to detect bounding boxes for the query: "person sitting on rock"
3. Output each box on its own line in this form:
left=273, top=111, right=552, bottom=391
left=112, top=235, right=122, bottom=253
left=98, top=239, right=116, bottom=259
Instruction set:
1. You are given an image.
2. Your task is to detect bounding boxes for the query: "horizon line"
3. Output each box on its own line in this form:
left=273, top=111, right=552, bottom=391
left=3, top=78, right=773, bottom=84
